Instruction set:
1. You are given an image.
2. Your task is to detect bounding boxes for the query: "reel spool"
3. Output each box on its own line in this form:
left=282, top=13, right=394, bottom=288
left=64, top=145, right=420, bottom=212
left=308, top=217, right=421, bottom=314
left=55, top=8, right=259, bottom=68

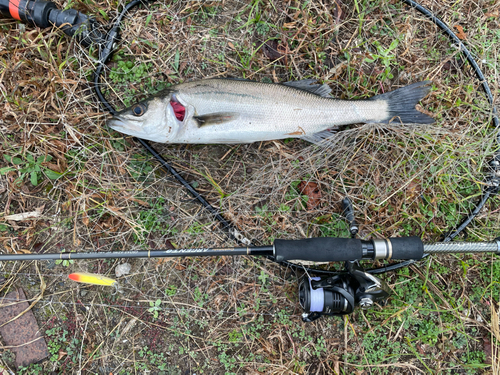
left=298, top=262, right=390, bottom=322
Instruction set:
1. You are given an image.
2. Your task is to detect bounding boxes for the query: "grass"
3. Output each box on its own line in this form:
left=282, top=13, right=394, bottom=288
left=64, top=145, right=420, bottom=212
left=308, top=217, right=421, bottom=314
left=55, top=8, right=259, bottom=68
left=0, top=0, right=500, bottom=373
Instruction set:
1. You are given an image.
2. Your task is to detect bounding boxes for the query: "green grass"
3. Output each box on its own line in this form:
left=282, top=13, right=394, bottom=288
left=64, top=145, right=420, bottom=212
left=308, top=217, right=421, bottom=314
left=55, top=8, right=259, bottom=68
left=1, top=0, right=499, bottom=373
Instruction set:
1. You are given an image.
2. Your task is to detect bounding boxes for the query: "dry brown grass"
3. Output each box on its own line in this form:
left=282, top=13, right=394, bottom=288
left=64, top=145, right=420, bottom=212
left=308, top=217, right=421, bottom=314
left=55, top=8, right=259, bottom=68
left=1, top=0, right=500, bottom=373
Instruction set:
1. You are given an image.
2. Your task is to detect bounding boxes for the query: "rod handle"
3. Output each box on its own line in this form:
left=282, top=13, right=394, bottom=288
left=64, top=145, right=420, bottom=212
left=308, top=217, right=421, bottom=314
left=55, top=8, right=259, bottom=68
left=274, top=238, right=363, bottom=262
left=372, top=236, right=424, bottom=260
left=273, top=236, right=424, bottom=262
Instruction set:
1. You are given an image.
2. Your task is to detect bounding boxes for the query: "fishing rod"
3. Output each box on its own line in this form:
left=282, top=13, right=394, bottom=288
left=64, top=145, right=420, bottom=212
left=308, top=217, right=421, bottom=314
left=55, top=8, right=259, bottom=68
left=3, top=236, right=499, bottom=263
left=2, top=236, right=499, bottom=321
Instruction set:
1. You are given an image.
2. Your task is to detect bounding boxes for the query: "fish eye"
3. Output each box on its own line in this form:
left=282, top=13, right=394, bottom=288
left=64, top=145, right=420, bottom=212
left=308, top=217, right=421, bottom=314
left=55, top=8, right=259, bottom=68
left=131, top=103, right=147, bottom=116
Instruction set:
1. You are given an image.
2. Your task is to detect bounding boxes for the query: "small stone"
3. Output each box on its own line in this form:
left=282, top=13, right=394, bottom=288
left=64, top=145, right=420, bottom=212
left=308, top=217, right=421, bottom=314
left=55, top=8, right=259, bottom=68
left=80, top=290, right=88, bottom=297
left=115, top=263, right=132, bottom=277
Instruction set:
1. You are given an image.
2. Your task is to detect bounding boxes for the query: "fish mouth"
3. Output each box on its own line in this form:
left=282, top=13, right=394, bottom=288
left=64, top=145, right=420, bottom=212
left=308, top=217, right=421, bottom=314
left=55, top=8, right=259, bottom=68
left=107, top=117, right=145, bottom=135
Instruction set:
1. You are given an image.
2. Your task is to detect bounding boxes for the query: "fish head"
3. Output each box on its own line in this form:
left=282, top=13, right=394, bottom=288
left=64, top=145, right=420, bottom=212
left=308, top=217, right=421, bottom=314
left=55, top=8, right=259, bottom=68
left=107, top=92, right=186, bottom=143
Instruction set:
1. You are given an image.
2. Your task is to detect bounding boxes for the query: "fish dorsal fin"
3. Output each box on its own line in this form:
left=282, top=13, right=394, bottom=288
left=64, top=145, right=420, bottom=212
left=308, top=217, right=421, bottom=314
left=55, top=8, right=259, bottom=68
left=194, top=112, right=239, bottom=127
left=283, top=79, right=332, bottom=98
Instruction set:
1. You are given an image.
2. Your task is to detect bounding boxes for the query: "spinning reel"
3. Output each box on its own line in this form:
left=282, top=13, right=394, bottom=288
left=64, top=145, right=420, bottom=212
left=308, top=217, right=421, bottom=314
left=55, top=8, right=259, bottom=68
left=299, top=261, right=390, bottom=322
left=298, top=199, right=390, bottom=322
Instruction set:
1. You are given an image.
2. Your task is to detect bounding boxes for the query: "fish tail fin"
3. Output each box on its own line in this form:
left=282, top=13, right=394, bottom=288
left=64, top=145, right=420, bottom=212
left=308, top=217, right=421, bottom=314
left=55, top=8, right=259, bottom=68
left=371, top=81, right=434, bottom=124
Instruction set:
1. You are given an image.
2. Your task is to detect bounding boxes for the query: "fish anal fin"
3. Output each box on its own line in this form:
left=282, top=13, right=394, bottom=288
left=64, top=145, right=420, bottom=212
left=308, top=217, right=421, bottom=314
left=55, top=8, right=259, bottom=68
left=194, top=112, right=239, bottom=127
left=300, top=129, right=337, bottom=146
left=283, top=79, right=332, bottom=98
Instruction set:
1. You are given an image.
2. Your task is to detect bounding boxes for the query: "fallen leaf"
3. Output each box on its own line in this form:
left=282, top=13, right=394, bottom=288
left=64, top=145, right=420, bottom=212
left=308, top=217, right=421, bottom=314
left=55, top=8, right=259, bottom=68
left=297, top=181, right=322, bottom=210
left=333, top=358, right=340, bottom=374
left=453, top=25, right=467, bottom=40
left=32, top=242, right=46, bottom=253
left=107, top=206, right=124, bottom=213
left=485, top=10, right=499, bottom=17
left=4, top=206, right=44, bottom=221
left=82, top=211, right=90, bottom=226
left=58, top=350, right=67, bottom=360
left=228, top=41, right=235, bottom=50
left=483, top=335, right=492, bottom=364
left=44, top=162, right=63, bottom=173
left=261, top=40, right=283, bottom=61
left=332, top=0, right=345, bottom=23
left=175, top=261, right=186, bottom=270
left=415, top=104, right=435, bottom=119
left=121, top=318, right=138, bottom=336
left=442, top=58, right=462, bottom=73
left=127, top=196, right=150, bottom=207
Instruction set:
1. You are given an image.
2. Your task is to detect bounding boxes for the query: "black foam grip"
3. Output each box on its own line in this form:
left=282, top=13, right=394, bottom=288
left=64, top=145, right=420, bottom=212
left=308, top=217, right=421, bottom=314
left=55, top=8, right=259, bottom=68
left=389, top=236, right=424, bottom=260
left=274, top=238, right=363, bottom=262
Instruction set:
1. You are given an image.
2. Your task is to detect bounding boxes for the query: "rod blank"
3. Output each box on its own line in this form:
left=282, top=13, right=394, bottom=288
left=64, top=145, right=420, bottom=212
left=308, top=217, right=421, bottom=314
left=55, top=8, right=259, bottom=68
left=0, top=246, right=274, bottom=262
left=424, top=241, right=499, bottom=254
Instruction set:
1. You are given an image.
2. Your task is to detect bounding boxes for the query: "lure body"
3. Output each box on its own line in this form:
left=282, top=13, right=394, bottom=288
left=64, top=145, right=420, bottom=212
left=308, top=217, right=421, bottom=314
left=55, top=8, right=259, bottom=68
left=68, top=272, right=117, bottom=286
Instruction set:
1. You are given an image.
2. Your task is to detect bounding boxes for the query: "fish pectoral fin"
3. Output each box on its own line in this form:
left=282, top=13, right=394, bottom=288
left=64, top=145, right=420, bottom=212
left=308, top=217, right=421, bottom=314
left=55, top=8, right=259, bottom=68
left=194, top=112, right=239, bottom=127
left=283, top=79, right=332, bottom=98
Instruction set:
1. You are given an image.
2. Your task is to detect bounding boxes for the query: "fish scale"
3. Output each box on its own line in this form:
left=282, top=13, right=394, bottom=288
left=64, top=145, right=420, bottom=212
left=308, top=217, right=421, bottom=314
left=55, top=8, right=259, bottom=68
left=107, top=79, right=434, bottom=145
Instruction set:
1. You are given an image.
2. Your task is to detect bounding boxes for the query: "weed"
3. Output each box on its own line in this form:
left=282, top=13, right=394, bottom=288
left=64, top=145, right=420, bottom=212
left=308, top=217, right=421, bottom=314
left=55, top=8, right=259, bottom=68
left=148, top=299, right=162, bottom=320
left=165, top=284, right=177, bottom=296
left=3, top=153, right=60, bottom=186
left=133, top=196, right=178, bottom=243
left=193, top=287, right=208, bottom=308
left=258, top=269, right=269, bottom=285
left=127, top=153, right=154, bottom=181
left=55, top=250, right=75, bottom=267
left=318, top=213, right=351, bottom=238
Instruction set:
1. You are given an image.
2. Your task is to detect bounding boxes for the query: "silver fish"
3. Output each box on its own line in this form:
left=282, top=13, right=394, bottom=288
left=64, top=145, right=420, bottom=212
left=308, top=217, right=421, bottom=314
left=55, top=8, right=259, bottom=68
left=107, top=79, right=433, bottom=145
